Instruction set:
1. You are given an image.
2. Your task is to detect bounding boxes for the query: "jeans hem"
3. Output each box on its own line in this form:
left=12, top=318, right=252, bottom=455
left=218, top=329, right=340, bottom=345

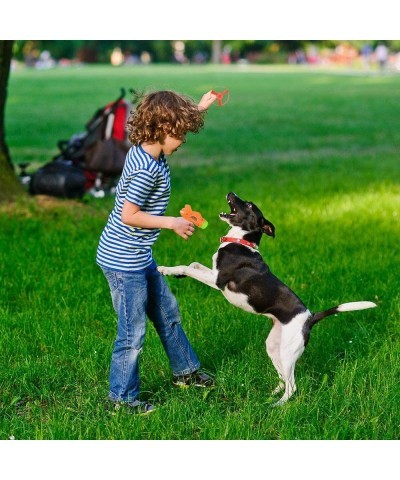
left=108, top=392, right=139, bottom=403
left=173, top=364, right=200, bottom=377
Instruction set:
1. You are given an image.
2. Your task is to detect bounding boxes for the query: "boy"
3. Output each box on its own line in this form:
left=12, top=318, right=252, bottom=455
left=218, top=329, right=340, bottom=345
left=96, top=89, right=217, bottom=414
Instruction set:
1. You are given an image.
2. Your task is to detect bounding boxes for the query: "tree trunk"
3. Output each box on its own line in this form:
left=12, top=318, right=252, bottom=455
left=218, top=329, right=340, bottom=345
left=0, top=40, right=25, bottom=202
left=211, top=40, right=222, bottom=64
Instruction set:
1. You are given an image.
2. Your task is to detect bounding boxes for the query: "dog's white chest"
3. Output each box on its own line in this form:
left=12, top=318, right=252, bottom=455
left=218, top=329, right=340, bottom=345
left=222, top=288, right=257, bottom=314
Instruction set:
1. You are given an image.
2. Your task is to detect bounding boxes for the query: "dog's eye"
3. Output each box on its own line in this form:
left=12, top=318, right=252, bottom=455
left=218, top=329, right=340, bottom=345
left=246, top=202, right=253, bottom=209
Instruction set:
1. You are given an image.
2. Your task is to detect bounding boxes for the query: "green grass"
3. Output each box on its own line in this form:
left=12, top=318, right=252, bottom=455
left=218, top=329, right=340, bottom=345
left=1, top=64, right=399, bottom=440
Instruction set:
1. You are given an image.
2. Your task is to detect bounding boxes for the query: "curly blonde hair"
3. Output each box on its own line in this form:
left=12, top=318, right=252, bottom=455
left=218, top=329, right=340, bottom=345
left=127, top=90, right=205, bottom=145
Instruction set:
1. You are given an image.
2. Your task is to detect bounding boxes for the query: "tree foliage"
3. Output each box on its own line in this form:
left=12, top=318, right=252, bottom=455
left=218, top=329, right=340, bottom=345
left=12, top=40, right=399, bottom=64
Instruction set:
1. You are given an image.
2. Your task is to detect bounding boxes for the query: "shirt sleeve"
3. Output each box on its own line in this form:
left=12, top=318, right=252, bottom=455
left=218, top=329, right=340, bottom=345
left=125, top=169, right=156, bottom=206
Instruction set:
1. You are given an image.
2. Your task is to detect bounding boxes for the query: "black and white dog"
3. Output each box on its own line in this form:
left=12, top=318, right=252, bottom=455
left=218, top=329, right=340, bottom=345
left=158, top=193, right=376, bottom=406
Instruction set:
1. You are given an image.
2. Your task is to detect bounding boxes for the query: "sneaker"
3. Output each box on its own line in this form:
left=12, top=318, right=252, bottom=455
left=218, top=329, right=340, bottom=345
left=173, top=370, right=215, bottom=388
left=108, top=399, right=156, bottom=415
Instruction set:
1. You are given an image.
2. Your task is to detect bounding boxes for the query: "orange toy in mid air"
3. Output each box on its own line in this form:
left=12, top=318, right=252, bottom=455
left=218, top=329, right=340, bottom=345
left=180, top=205, right=208, bottom=229
left=211, top=89, right=229, bottom=106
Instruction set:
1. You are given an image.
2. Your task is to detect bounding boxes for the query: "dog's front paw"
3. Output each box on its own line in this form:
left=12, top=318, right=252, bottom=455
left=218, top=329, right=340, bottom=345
left=157, top=266, right=174, bottom=276
left=158, top=266, right=186, bottom=276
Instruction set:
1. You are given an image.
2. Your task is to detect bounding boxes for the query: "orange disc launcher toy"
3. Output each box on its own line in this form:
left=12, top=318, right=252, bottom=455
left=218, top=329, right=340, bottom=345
left=180, top=204, right=208, bottom=229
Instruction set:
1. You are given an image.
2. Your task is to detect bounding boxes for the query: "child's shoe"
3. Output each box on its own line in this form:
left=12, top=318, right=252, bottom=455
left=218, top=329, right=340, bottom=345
left=108, top=399, right=156, bottom=415
left=173, top=370, right=215, bottom=388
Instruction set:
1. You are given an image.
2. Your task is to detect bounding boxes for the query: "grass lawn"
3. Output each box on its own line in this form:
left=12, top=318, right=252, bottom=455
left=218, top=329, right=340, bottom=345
left=1, top=64, right=399, bottom=440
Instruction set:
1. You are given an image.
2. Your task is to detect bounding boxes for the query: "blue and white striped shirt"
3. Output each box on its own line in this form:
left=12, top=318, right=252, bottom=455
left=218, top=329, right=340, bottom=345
left=96, top=145, right=171, bottom=271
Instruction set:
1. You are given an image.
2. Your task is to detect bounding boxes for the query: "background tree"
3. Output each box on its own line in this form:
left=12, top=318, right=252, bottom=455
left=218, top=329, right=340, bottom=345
left=0, top=40, right=24, bottom=202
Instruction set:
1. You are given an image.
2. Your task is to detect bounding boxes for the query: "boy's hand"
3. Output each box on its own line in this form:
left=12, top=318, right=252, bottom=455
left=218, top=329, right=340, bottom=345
left=171, top=217, right=195, bottom=240
left=198, top=90, right=217, bottom=111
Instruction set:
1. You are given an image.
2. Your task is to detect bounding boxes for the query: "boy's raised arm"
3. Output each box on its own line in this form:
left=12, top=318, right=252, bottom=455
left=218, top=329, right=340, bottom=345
left=198, top=90, right=217, bottom=111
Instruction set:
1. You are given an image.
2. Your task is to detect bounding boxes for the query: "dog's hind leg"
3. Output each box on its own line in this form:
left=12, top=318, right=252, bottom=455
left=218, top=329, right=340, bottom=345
left=266, top=321, right=285, bottom=395
left=273, top=313, right=308, bottom=407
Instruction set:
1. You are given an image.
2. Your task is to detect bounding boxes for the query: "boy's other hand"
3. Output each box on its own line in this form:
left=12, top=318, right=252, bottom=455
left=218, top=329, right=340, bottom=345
left=198, top=90, right=217, bottom=111
left=171, top=217, right=195, bottom=240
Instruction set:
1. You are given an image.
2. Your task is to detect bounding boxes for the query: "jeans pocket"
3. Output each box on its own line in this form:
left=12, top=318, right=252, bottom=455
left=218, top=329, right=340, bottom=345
left=104, top=270, right=119, bottom=292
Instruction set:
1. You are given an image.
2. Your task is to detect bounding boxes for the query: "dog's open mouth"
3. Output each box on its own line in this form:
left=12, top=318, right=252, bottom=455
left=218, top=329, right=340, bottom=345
left=219, top=196, right=237, bottom=219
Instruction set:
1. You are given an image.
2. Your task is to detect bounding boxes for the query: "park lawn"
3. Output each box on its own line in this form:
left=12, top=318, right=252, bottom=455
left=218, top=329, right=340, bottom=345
left=0, top=64, right=399, bottom=440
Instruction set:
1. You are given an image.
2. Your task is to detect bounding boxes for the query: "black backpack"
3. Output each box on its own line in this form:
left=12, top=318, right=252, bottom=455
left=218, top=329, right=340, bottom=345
left=29, top=159, right=86, bottom=199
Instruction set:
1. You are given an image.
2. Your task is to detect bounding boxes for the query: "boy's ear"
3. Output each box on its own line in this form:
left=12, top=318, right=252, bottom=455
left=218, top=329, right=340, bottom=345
left=262, top=219, right=275, bottom=238
left=158, top=124, right=171, bottom=142
left=162, top=123, right=172, bottom=134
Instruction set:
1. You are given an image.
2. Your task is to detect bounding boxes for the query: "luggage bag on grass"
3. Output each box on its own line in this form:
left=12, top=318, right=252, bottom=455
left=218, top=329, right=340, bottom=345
left=29, top=160, right=86, bottom=199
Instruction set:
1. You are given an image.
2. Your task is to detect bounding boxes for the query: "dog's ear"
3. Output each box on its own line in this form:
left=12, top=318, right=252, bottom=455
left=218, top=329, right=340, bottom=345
left=262, top=219, right=275, bottom=238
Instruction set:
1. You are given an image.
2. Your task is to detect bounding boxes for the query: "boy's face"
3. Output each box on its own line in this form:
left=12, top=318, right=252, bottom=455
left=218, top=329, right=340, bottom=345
left=161, top=134, right=186, bottom=155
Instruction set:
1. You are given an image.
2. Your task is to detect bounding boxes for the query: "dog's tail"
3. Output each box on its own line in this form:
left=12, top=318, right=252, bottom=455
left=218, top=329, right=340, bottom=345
left=309, top=301, right=377, bottom=328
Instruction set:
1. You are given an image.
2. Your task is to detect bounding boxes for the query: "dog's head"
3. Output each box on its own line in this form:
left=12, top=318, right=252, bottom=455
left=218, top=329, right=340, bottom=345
left=219, top=192, right=275, bottom=238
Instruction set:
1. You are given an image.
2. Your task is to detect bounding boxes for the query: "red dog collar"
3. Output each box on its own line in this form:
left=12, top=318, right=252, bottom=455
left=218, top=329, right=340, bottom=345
left=220, top=237, right=258, bottom=249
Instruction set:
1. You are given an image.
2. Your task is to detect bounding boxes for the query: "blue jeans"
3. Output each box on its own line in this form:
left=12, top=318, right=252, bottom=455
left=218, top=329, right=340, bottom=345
left=101, top=260, right=200, bottom=403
